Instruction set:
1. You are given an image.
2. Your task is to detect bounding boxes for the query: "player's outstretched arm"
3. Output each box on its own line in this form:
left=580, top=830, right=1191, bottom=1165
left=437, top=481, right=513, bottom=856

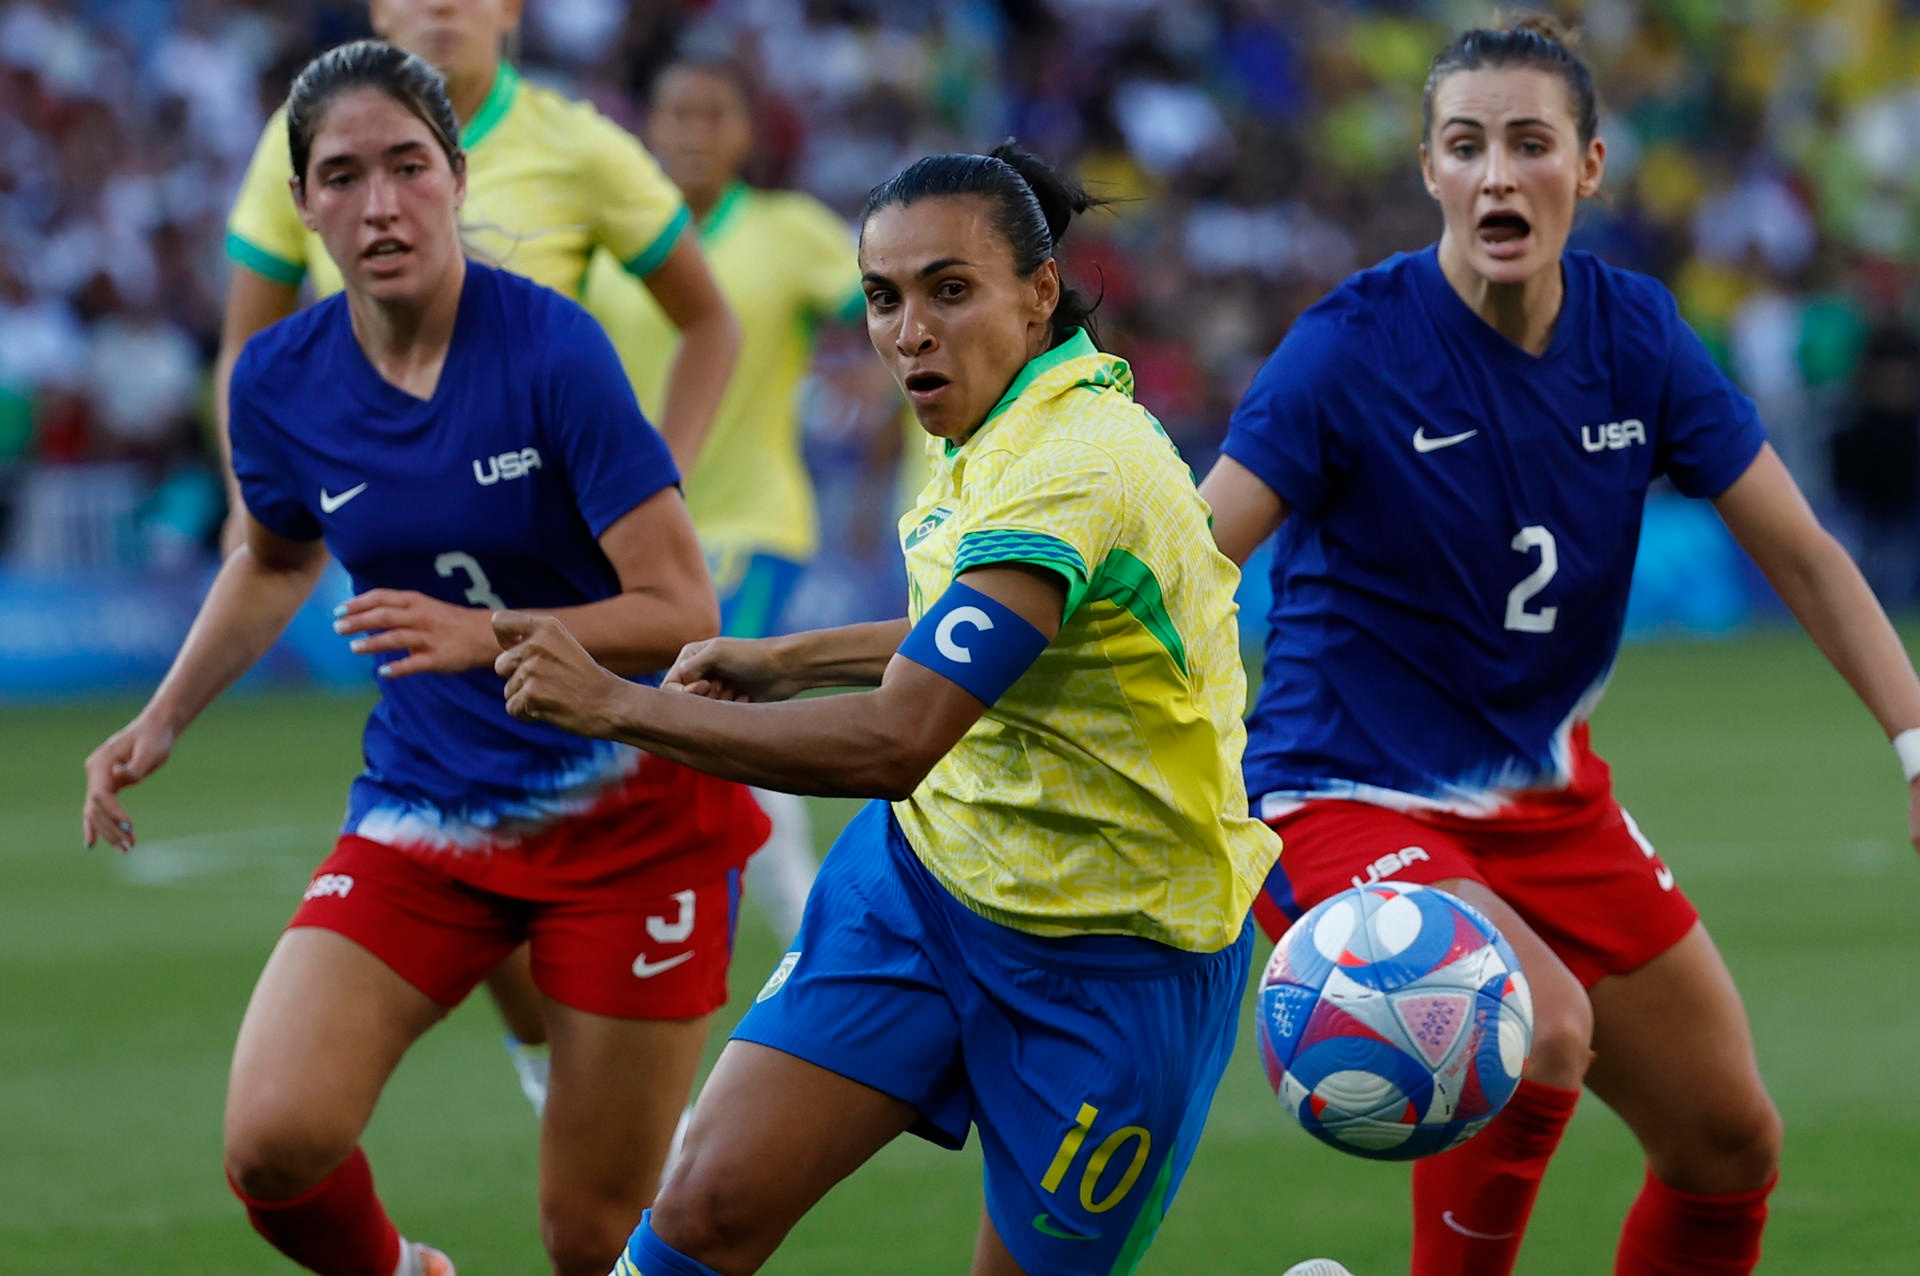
left=334, top=487, right=717, bottom=679
left=663, top=620, right=913, bottom=703
left=494, top=566, right=1063, bottom=799
left=81, top=518, right=328, bottom=851
left=1713, top=444, right=1920, bottom=851
left=642, top=236, right=740, bottom=470
left=1199, top=455, right=1292, bottom=567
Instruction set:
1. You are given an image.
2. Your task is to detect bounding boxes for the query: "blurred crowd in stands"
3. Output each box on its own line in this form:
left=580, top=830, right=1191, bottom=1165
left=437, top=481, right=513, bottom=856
left=5, top=0, right=1920, bottom=600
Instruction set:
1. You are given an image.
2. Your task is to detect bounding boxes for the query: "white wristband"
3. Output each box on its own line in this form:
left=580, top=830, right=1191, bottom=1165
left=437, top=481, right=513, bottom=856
left=1895, top=728, right=1920, bottom=784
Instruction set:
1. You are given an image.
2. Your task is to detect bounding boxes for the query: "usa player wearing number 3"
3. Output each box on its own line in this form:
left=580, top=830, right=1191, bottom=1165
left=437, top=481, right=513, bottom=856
left=494, top=143, right=1279, bottom=1276
left=1202, top=17, right=1920, bottom=1276
left=78, top=44, right=767, bottom=1276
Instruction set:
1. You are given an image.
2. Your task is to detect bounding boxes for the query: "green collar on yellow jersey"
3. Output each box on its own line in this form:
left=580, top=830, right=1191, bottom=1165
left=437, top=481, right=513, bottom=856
left=461, top=63, right=520, bottom=151
left=948, top=328, right=1099, bottom=454
left=699, top=182, right=750, bottom=242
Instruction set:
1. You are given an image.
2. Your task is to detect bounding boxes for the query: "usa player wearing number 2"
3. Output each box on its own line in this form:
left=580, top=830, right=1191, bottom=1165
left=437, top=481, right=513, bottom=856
left=494, top=143, right=1279, bottom=1276
left=79, top=43, right=765, bottom=1276
left=1202, top=16, right=1920, bottom=1276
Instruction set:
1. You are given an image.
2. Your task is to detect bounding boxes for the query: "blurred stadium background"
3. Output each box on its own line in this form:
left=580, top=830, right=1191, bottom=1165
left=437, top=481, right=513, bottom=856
left=2, top=1, right=1918, bottom=1273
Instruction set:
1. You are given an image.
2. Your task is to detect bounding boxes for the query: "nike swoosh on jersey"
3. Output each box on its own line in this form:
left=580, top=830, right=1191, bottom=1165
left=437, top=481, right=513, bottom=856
left=319, top=483, right=369, bottom=513
left=631, top=950, right=695, bottom=979
left=1032, top=1214, right=1101, bottom=1242
left=1412, top=427, right=1480, bottom=453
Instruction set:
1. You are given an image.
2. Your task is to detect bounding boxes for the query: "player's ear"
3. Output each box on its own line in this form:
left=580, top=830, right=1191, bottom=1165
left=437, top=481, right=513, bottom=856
left=1576, top=136, right=1606, bottom=200
left=1030, top=257, right=1060, bottom=326
left=291, top=175, right=317, bottom=230
left=1419, top=142, right=1441, bottom=201
left=368, top=0, right=391, bottom=38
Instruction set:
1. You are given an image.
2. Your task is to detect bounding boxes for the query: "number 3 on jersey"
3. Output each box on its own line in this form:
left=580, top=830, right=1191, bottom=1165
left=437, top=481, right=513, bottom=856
left=435, top=551, right=507, bottom=610
left=1504, top=524, right=1558, bottom=633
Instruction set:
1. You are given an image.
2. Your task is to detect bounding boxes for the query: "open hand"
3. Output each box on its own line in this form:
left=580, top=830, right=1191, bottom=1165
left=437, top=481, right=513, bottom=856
left=493, top=611, right=631, bottom=738
left=334, top=588, right=498, bottom=678
left=81, top=717, right=176, bottom=851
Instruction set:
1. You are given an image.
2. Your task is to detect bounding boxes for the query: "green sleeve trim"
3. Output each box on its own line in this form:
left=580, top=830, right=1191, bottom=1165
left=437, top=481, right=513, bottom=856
left=1086, top=548, right=1187, bottom=677
left=953, top=529, right=1090, bottom=616
left=622, top=205, right=692, bottom=278
left=224, top=230, right=304, bottom=286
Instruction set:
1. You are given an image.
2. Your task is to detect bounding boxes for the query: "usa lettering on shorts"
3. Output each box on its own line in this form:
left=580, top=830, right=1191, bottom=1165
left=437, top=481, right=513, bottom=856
left=303, top=873, right=354, bottom=901
left=1350, top=846, right=1430, bottom=890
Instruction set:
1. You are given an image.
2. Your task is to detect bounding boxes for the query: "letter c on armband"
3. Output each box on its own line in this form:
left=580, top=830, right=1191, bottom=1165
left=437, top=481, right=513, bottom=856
left=899, top=583, right=1049, bottom=706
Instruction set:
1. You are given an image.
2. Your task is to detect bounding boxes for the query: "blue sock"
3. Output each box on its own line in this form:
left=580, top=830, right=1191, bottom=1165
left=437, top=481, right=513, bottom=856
left=615, top=1211, right=727, bottom=1276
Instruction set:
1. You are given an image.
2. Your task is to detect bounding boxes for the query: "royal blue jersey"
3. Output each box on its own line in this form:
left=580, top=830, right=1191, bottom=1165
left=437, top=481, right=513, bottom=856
left=1224, top=246, right=1766, bottom=822
left=229, top=263, right=679, bottom=849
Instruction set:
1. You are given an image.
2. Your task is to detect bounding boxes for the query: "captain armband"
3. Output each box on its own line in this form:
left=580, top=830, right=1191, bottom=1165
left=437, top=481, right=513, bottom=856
left=896, top=581, right=1050, bottom=706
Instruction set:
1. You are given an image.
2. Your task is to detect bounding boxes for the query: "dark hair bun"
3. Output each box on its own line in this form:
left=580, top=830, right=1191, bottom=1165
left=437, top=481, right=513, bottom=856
left=988, top=140, right=1097, bottom=248
left=1502, top=9, right=1580, bottom=50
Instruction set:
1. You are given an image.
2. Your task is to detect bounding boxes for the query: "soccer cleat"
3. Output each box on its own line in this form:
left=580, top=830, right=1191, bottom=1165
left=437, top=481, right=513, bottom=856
left=1281, top=1262, right=1355, bottom=1276
left=393, top=1241, right=457, bottom=1276
left=505, top=1034, right=550, bottom=1116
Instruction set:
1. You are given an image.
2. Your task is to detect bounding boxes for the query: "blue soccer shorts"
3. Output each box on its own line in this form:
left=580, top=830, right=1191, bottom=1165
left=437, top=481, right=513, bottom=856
left=709, top=548, right=807, bottom=639
left=733, top=800, right=1253, bottom=1276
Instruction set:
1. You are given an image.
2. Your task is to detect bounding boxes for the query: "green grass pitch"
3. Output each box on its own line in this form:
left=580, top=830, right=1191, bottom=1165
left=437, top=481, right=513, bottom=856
left=3, top=628, right=1916, bottom=1273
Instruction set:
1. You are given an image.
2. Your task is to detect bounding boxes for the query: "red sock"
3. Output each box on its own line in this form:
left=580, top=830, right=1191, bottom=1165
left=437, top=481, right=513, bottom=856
left=1614, top=1167, right=1774, bottom=1275
left=1411, top=1078, right=1581, bottom=1276
left=228, top=1146, right=404, bottom=1276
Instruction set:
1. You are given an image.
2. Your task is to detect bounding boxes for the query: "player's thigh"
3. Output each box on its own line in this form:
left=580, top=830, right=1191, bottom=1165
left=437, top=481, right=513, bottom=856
left=1584, top=923, right=1782, bottom=1193
left=969, top=924, right=1254, bottom=1276
left=1254, top=800, right=1480, bottom=941
left=484, top=945, right=547, bottom=1044
left=651, top=1040, right=920, bottom=1269
left=536, top=1002, right=711, bottom=1272
left=224, top=927, right=446, bottom=1193
left=1434, top=877, right=1593, bottom=1087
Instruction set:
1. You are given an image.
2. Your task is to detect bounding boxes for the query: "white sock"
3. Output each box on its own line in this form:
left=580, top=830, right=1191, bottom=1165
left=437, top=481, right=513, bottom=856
left=744, top=788, right=817, bottom=943
left=392, top=1240, right=422, bottom=1276
left=504, top=1035, right=549, bottom=1116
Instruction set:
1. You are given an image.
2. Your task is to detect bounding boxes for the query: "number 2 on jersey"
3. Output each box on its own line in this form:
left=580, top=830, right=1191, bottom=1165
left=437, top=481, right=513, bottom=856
left=1504, top=525, right=1558, bottom=633
left=435, top=551, right=507, bottom=610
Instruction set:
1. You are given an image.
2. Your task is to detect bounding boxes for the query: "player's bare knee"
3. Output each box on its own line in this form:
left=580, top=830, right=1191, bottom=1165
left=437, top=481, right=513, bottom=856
left=222, top=1123, right=353, bottom=1201
left=649, top=1170, right=767, bottom=1268
left=1521, top=974, right=1593, bottom=1087
left=539, top=1201, right=633, bottom=1276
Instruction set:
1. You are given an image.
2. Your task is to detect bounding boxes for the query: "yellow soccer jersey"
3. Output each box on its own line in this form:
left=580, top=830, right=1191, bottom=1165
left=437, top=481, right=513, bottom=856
left=893, top=330, right=1280, bottom=953
left=611, top=183, right=863, bottom=568
left=225, top=63, right=687, bottom=305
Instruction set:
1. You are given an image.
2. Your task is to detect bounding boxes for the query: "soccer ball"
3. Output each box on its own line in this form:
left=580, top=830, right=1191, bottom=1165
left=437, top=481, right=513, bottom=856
left=1255, top=882, right=1534, bottom=1160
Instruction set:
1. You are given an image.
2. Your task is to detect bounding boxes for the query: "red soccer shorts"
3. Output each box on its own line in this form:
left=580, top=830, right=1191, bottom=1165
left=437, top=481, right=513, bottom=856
left=288, top=761, right=769, bottom=1019
left=1253, top=798, right=1698, bottom=988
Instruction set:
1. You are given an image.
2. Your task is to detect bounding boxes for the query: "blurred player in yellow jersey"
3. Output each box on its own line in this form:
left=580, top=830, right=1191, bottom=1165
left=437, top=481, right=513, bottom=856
left=213, top=0, right=743, bottom=1110
left=620, top=53, right=884, bottom=941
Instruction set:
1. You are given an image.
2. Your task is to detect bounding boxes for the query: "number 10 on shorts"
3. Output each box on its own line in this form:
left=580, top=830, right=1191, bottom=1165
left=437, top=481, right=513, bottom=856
left=1041, top=1102, right=1152, bottom=1213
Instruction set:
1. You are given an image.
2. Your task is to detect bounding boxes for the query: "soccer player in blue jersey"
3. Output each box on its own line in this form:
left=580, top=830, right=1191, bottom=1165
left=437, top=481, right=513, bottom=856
left=1201, top=16, right=1920, bottom=1276
left=79, top=43, right=765, bottom=1276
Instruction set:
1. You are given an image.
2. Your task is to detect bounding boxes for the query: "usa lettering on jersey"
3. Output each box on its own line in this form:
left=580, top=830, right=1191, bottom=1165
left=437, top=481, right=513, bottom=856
left=474, top=447, right=543, bottom=485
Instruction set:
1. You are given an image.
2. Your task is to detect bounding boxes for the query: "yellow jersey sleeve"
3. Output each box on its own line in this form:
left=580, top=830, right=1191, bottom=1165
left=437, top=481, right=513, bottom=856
left=225, top=109, right=309, bottom=286
left=781, top=196, right=865, bottom=322
left=950, top=436, right=1123, bottom=618
left=579, top=112, right=690, bottom=278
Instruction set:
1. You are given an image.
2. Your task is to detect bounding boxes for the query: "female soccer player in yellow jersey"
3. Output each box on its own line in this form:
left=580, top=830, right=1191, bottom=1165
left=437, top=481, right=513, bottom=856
left=213, top=0, right=742, bottom=1105
left=491, top=142, right=1283, bottom=1276
left=622, top=53, right=884, bottom=942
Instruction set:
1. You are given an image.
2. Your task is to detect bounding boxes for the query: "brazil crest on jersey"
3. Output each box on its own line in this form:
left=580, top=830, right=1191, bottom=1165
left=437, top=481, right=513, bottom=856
left=228, top=264, right=679, bottom=849
left=895, top=330, right=1280, bottom=953
left=1223, top=246, right=1766, bottom=823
